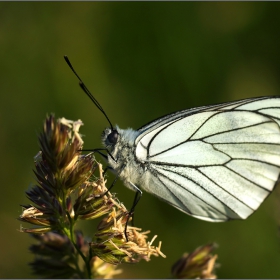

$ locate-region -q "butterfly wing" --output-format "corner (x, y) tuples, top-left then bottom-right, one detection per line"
(134, 96), (280, 221)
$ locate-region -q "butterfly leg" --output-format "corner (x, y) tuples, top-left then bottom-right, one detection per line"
(82, 147), (117, 163)
(124, 183), (142, 241)
(104, 174), (120, 195)
(102, 166), (113, 177)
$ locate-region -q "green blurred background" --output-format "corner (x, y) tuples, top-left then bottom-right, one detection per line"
(1, 2), (280, 278)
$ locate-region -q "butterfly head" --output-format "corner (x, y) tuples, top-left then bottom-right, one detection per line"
(102, 127), (119, 148)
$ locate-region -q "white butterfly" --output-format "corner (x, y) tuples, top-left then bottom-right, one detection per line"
(65, 57), (280, 222)
(103, 96), (280, 222)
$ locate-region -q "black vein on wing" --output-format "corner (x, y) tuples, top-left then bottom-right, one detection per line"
(148, 116), (273, 159)
(203, 120), (275, 141)
(224, 163), (273, 193)
(195, 167), (255, 211)
(137, 96), (279, 135)
(147, 111), (220, 159)
(154, 166), (240, 220)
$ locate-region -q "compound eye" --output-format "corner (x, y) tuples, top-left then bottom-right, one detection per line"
(107, 129), (119, 145)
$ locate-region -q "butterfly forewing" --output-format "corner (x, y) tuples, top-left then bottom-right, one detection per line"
(135, 96), (280, 221)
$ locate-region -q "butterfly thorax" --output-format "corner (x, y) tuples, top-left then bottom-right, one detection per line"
(102, 126), (146, 192)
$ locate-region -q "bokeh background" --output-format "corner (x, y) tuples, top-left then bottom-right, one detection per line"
(1, 2), (280, 278)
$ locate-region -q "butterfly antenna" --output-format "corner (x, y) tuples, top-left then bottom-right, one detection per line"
(64, 55), (114, 130)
